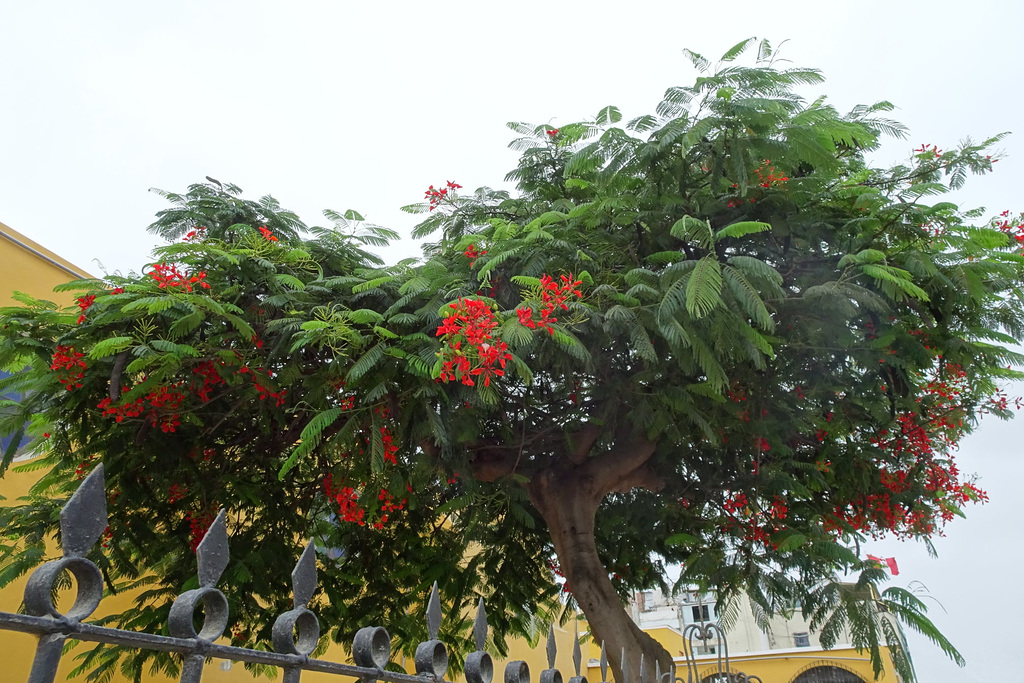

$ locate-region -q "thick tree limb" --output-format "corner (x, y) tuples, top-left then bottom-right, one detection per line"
(566, 423), (602, 465)
(579, 426), (658, 500)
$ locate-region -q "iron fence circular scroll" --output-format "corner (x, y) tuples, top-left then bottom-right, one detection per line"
(272, 607), (320, 656)
(541, 669), (563, 683)
(24, 556), (104, 622)
(466, 651), (494, 683)
(416, 639), (449, 679)
(505, 660), (530, 683)
(353, 625), (392, 669)
(168, 587), (230, 640)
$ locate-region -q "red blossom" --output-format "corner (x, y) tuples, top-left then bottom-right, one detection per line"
(182, 227), (206, 242)
(516, 273), (584, 335)
(464, 243), (487, 267)
(51, 346), (87, 390)
(149, 262), (212, 292)
(424, 181), (461, 211)
(76, 295), (96, 324)
(753, 160), (789, 188)
(435, 298), (513, 387)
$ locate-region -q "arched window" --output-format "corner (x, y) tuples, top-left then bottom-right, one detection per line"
(791, 664), (866, 683)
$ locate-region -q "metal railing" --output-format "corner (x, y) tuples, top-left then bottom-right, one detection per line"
(680, 623), (762, 683)
(0, 464), (755, 683)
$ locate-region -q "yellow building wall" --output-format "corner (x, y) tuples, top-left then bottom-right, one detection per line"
(0, 221), (94, 306)
(581, 625), (900, 683)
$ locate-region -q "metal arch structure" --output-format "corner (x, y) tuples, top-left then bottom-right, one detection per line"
(0, 463), (685, 683)
(676, 622), (762, 683)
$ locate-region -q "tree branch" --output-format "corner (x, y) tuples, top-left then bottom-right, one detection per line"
(566, 423), (603, 465)
(579, 425), (658, 500)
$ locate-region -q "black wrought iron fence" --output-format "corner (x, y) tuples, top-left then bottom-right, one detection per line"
(0, 464), (753, 683)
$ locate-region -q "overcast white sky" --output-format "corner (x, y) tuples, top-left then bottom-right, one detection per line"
(2, 1), (1021, 680)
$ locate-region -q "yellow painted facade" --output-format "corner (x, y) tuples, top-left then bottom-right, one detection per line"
(580, 626), (899, 683)
(0, 220), (94, 306)
(1, 222), (898, 683)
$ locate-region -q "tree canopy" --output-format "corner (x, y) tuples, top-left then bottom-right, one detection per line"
(3, 39), (1022, 683)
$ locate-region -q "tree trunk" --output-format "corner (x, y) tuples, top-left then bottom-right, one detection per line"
(528, 466), (673, 683)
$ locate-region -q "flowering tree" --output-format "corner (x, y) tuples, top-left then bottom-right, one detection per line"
(3, 39), (1024, 682)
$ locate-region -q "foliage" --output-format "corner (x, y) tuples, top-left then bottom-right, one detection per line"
(3, 39), (1023, 682)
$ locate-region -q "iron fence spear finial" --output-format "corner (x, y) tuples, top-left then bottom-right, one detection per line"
(473, 598), (488, 652)
(415, 582), (448, 680)
(23, 464), (107, 683)
(466, 598), (494, 683)
(273, 540), (322, 682)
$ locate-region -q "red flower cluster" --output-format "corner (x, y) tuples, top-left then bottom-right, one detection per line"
(323, 474), (366, 526)
(723, 492), (748, 514)
(76, 295), (95, 324)
(547, 559), (573, 595)
(97, 396), (146, 423)
(167, 484), (188, 504)
(719, 493), (792, 549)
(435, 298), (512, 387)
(253, 378), (287, 406)
(97, 384), (186, 433)
(320, 406), (406, 529)
(985, 388), (1023, 413)
(727, 198), (757, 208)
(464, 243), (487, 267)
(191, 360), (225, 402)
(822, 360), (991, 540)
(52, 346), (87, 390)
(237, 363), (286, 406)
(378, 488), (406, 513)
(189, 447), (216, 462)
(149, 263), (211, 292)
(993, 210), (1024, 250)
(913, 143), (943, 158)
(517, 274), (583, 335)
(380, 426), (398, 465)
(74, 456), (98, 480)
(546, 129), (559, 137)
(754, 160), (789, 188)
(373, 488), (408, 529)
(425, 180), (462, 211)
(182, 227), (206, 242)
(258, 226), (279, 242)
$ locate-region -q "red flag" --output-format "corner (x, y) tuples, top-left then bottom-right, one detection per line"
(866, 555), (899, 576)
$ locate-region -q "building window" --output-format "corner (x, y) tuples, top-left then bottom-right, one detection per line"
(0, 369), (32, 457)
(691, 605), (710, 622)
(641, 591), (656, 611)
(793, 632), (811, 648)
